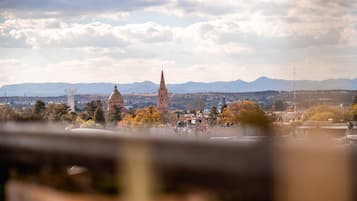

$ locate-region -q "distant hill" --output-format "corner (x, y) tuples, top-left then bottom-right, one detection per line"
(1, 77), (357, 96)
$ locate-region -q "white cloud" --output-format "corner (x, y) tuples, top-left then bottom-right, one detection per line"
(0, 21), (175, 48)
(0, 0), (356, 85)
(0, 0), (169, 18)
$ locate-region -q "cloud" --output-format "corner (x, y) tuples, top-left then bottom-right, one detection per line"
(0, 0), (356, 85)
(0, 21), (174, 48)
(0, 0), (168, 15)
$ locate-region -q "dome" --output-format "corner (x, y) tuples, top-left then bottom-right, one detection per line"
(109, 85), (122, 100)
(108, 85), (124, 111)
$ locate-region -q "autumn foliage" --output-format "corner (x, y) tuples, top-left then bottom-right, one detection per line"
(119, 106), (163, 127)
(304, 105), (350, 122)
(220, 100), (271, 130)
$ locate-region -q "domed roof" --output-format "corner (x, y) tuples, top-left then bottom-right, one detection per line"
(109, 85), (123, 101)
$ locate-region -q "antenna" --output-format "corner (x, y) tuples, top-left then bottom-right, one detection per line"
(293, 65), (297, 113)
(65, 88), (76, 112)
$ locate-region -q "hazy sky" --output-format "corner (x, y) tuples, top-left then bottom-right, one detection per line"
(0, 0), (356, 86)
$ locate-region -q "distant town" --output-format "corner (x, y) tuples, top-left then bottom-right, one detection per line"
(0, 89), (356, 113)
(0, 70), (357, 138)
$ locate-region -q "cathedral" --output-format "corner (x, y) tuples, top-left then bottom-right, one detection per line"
(157, 70), (169, 113)
(108, 84), (124, 111)
(108, 71), (169, 113)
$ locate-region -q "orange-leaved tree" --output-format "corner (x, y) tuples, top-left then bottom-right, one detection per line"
(220, 100), (271, 131)
(119, 106), (162, 127)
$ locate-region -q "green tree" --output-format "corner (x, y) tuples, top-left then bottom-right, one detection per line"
(85, 100), (98, 118)
(78, 111), (91, 121)
(208, 106), (218, 126)
(81, 100), (104, 121)
(94, 104), (105, 124)
(32, 100), (46, 120)
(107, 105), (122, 123)
(61, 111), (77, 123)
(45, 103), (71, 122)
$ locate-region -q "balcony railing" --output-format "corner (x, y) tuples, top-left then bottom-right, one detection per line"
(0, 124), (356, 201)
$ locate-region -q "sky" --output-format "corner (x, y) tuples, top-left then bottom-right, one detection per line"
(0, 0), (356, 86)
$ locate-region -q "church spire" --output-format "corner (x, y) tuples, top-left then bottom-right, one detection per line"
(160, 70), (166, 89)
(158, 70), (168, 113)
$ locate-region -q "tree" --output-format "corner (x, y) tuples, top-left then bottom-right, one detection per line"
(81, 100), (104, 121)
(304, 105), (350, 122)
(18, 107), (34, 121)
(78, 111), (91, 121)
(45, 103), (71, 122)
(208, 106), (218, 126)
(134, 106), (162, 126)
(0, 105), (17, 122)
(107, 105), (122, 123)
(32, 100), (46, 120)
(352, 104), (357, 121)
(220, 103), (227, 114)
(220, 100), (271, 131)
(119, 113), (136, 127)
(85, 100), (98, 119)
(33, 100), (46, 114)
(119, 106), (162, 128)
(61, 111), (77, 123)
(94, 104), (105, 124)
(219, 107), (233, 126)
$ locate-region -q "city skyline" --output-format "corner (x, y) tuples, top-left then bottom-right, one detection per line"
(0, 0), (356, 86)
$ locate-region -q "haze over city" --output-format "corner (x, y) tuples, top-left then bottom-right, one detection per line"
(0, 0), (356, 86)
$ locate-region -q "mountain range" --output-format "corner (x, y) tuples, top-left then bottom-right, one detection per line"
(1, 77), (357, 96)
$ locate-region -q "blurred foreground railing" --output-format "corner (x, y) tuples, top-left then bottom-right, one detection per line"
(0, 124), (357, 201)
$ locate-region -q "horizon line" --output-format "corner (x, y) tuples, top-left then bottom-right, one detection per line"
(1, 76), (357, 87)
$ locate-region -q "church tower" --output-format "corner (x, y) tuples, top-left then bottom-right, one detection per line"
(157, 70), (169, 113)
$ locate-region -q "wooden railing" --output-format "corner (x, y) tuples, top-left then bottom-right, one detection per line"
(0, 124), (356, 201)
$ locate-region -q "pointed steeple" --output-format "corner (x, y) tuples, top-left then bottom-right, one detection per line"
(160, 70), (166, 89)
(158, 70), (168, 113)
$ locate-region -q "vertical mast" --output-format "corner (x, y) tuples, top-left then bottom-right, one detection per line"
(293, 65), (297, 113)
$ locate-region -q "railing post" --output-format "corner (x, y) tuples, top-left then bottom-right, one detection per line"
(0, 164), (9, 201)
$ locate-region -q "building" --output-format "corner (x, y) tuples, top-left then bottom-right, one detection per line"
(157, 70), (169, 113)
(65, 88), (76, 112)
(108, 85), (124, 111)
